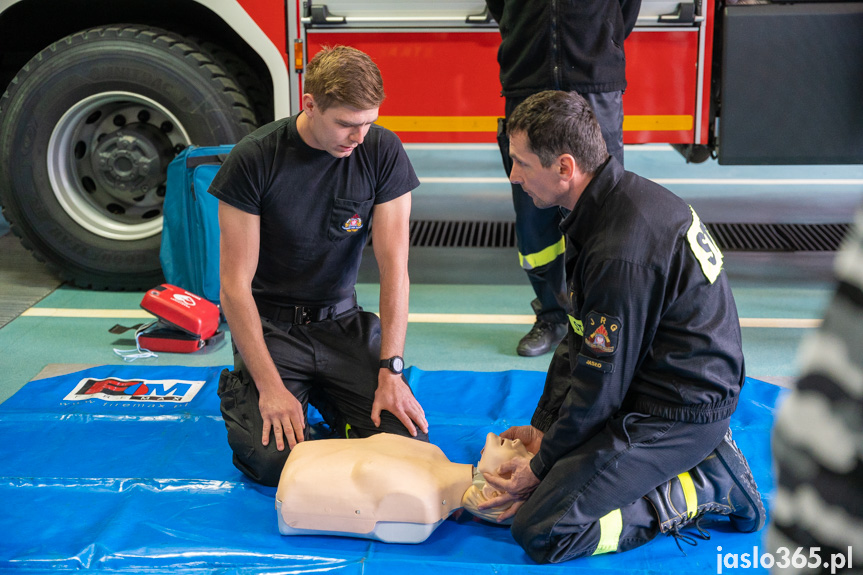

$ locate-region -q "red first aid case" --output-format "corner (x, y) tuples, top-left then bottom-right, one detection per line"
(135, 284), (223, 353)
(141, 284), (220, 340)
(137, 323), (224, 353)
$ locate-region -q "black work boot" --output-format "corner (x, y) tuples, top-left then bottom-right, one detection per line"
(517, 320), (567, 357)
(644, 429), (766, 536)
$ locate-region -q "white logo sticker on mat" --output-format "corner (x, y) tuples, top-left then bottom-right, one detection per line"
(64, 377), (204, 403)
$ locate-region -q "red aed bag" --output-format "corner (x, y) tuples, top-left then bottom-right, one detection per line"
(111, 285), (224, 357)
(140, 284), (220, 341)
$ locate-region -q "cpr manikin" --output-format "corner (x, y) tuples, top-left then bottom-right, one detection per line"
(276, 432), (532, 543)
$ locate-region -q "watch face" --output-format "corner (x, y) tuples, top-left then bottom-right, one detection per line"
(392, 357), (404, 373)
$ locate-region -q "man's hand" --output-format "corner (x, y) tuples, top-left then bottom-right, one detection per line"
(258, 384), (305, 451)
(501, 425), (544, 455)
(371, 370), (428, 436)
(478, 455), (541, 522)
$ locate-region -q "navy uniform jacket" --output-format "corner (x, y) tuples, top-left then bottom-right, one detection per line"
(485, 0), (642, 97)
(529, 158), (745, 480)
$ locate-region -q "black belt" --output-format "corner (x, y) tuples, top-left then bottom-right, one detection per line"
(256, 293), (357, 325)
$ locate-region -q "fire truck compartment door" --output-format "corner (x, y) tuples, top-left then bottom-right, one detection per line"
(302, 0), (699, 29)
(719, 2), (863, 165)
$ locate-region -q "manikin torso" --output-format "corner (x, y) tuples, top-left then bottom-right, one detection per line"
(276, 433), (472, 543)
(275, 432), (533, 542)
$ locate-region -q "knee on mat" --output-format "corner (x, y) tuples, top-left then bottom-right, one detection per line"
(511, 512), (555, 564)
(233, 444), (291, 487)
(512, 512), (595, 564)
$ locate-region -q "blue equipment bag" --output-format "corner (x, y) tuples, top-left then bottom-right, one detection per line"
(160, 145), (233, 305)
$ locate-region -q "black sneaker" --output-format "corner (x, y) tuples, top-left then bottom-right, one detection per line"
(517, 320), (567, 357)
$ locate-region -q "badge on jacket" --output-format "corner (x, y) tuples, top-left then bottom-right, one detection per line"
(583, 311), (621, 356)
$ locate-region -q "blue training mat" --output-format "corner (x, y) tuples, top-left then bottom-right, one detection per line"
(0, 365), (785, 574)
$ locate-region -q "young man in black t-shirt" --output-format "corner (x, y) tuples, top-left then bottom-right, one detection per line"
(212, 46), (428, 487)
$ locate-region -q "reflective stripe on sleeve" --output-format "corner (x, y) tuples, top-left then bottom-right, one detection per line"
(568, 315), (583, 336)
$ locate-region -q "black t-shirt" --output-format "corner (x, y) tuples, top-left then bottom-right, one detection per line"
(209, 115), (419, 308)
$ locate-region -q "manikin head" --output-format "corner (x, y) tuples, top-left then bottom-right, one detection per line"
(298, 46), (385, 158)
(461, 432), (534, 524)
(506, 90), (608, 210)
(477, 431), (532, 476)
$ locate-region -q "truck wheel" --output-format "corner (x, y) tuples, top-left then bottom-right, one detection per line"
(0, 25), (257, 290)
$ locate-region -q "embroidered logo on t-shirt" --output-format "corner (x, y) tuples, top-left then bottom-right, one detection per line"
(341, 214), (363, 232)
(584, 311), (620, 356)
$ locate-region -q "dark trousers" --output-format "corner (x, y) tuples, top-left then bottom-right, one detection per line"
(218, 308), (429, 486)
(498, 91), (624, 323)
(512, 410), (729, 564)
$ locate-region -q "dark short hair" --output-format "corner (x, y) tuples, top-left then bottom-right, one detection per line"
(507, 91), (609, 174)
(304, 46), (385, 112)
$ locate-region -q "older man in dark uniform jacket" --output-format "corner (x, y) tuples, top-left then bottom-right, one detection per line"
(476, 90), (765, 564)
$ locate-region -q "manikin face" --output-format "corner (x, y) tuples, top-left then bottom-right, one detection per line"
(462, 432), (534, 524)
(477, 432), (532, 476)
(508, 131), (567, 209)
(301, 95), (379, 158)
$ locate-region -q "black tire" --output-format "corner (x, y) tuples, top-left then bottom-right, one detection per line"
(0, 25), (257, 290)
(671, 143), (714, 164)
(196, 40), (274, 125)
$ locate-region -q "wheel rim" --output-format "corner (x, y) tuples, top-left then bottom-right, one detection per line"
(47, 91), (192, 241)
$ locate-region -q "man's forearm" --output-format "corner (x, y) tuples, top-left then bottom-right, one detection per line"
(377, 265), (409, 360)
(221, 284), (282, 394)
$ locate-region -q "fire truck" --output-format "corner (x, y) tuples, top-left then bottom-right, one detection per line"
(0, 0), (860, 289)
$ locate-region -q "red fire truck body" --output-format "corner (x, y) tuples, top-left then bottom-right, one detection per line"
(267, 0), (713, 146)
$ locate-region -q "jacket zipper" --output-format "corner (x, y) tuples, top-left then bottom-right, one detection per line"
(551, 0), (561, 90)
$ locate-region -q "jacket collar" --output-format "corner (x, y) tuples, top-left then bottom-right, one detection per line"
(560, 156), (624, 248)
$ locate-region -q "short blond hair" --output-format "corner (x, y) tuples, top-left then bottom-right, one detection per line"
(304, 46), (385, 111)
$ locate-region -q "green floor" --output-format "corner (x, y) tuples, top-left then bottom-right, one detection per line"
(0, 260), (836, 405)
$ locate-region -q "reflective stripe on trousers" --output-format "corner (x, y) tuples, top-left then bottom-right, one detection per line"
(519, 236), (566, 270)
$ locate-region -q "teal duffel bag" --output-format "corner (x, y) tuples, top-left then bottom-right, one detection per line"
(160, 145), (234, 305)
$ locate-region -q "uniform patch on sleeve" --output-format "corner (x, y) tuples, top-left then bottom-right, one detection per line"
(686, 206), (723, 284)
(583, 311), (621, 356)
(578, 354), (614, 373)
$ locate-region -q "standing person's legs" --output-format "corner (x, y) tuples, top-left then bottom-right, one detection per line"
(499, 97), (568, 357)
(511, 413), (730, 563)
(583, 91), (625, 167)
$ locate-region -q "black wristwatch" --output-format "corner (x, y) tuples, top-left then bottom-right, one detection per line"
(380, 355), (404, 374)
